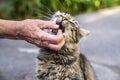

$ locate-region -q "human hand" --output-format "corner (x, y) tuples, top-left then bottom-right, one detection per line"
(17, 19), (65, 51)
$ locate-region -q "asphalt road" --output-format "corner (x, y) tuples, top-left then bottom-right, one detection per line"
(0, 7), (120, 80)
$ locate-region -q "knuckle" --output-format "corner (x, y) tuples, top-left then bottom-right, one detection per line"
(42, 41), (48, 46)
(38, 32), (44, 39)
(39, 42), (44, 47)
(49, 21), (55, 26)
(56, 36), (62, 43)
(56, 37), (62, 43)
(55, 39), (60, 43)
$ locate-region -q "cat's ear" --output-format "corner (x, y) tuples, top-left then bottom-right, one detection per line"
(80, 28), (90, 37)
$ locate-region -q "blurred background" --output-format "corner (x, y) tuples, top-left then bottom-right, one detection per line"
(0, 0), (120, 19)
(0, 0), (120, 80)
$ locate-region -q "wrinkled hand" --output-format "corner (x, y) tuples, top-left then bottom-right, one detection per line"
(17, 19), (65, 51)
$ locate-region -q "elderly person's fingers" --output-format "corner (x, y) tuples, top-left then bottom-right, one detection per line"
(40, 21), (59, 29)
(25, 36), (64, 51)
(31, 20), (59, 29)
(17, 19), (65, 50)
(47, 38), (65, 51)
(25, 37), (49, 48)
(22, 19), (59, 29)
(37, 30), (64, 44)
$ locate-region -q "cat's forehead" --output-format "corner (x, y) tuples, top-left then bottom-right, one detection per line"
(53, 11), (72, 18)
(52, 11), (81, 28)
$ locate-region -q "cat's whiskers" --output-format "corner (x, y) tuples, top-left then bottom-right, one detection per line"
(37, 14), (51, 20)
(38, 3), (54, 15)
(57, 0), (68, 13)
(35, 9), (51, 17)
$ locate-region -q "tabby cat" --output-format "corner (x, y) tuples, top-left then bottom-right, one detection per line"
(37, 11), (96, 80)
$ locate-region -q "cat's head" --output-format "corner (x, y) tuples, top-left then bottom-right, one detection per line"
(51, 11), (90, 52)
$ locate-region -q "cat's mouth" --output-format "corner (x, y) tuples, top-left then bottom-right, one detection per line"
(52, 21), (65, 34)
(44, 21), (65, 35)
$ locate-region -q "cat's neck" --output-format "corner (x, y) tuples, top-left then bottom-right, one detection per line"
(38, 43), (80, 65)
(40, 43), (80, 57)
(60, 43), (80, 54)
(39, 47), (80, 65)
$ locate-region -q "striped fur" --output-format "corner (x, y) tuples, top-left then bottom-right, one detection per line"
(37, 11), (96, 80)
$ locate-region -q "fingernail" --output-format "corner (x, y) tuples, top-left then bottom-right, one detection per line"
(55, 25), (59, 28)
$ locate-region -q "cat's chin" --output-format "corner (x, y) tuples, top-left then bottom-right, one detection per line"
(41, 43), (79, 54)
(56, 43), (79, 54)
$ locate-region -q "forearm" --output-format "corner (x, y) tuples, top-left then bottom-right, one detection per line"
(0, 19), (20, 39)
